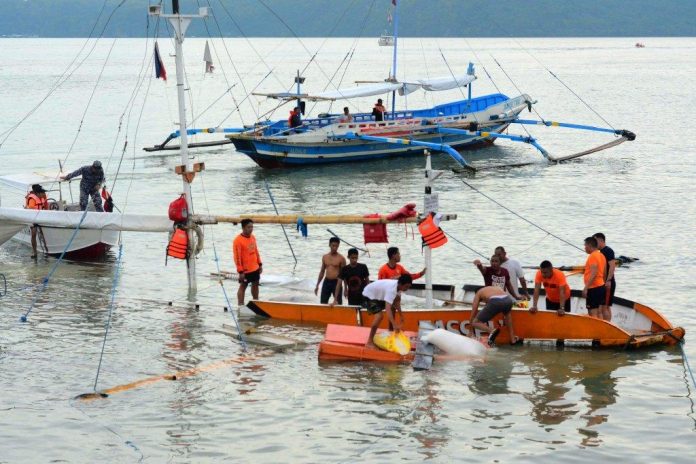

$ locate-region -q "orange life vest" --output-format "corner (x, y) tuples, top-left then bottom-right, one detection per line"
(25, 192), (48, 210)
(418, 213), (447, 249)
(166, 227), (189, 261)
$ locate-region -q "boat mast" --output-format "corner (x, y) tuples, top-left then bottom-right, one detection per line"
(390, 0), (399, 118)
(150, 2), (209, 294)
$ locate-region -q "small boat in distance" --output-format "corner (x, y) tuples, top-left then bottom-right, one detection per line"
(378, 33), (395, 47)
(635, 42), (646, 48)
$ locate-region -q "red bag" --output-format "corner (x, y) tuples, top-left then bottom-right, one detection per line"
(168, 194), (188, 223)
(363, 213), (388, 244)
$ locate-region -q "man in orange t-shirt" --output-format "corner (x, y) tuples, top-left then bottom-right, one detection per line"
(582, 236), (606, 318)
(530, 260), (572, 316)
(377, 246), (426, 281)
(233, 219), (262, 307)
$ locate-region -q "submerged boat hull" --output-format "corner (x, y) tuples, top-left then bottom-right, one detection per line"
(248, 287), (685, 349)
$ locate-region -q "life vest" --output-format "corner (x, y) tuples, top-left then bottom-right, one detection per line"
(418, 213), (447, 249)
(288, 110), (301, 128)
(166, 227), (189, 262)
(25, 192), (48, 210)
(168, 194), (188, 223)
(363, 213), (388, 244)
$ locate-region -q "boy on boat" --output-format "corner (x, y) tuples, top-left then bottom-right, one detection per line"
(288, 106), (302, 132)
(363, 275), (413, 348)
(377, 246), (426, 280)
(24, 184), (49, 258)
(530, 260), (571, 316)
(583, 236), (607, 319)
(315, 237), (346, 304)
(495, 246), (529, 299)
(233, 219), (262, 309)
(333, 248), (369, 306)
(473, 255), (522, 300)
(593, 232), (615, 322)
(468, 286), (519, 346)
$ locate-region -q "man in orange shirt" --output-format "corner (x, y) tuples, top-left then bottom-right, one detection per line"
(530, 260), (571, 316)
(377, 247), (426, 280)
(582, 236), (606, 318)
(233, 219), (262, 308)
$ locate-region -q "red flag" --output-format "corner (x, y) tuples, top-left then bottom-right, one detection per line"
(154, 41), (167, 81)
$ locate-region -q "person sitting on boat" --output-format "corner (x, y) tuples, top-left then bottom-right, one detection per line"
(593, 232), (616, 322)
(362, 274), (413, 348)
(378, 246), (426, 281)
(233, 219), (263, 309)
(24, 184), (49, 259)
(530, 260), (571, 316)
(60, 160), (105, 212)
(468, 285), (520, 346)
(494, 246), (529, 299)
(582, 236), (607, 319)
(372, 98), (386, 121)
(288, 106), (302, 132)
(338, 106), (353, 123)
(315, 237), (346, 304)
(473, 255), (521, 299)
(333, 248), (369, 306)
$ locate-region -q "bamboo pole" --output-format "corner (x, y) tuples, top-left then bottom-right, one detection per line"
(193, 213), (458, 225)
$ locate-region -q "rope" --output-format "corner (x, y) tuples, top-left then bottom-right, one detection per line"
(680, 341), (696, 390)
(20, 208), (90, 322)
(455, 177), (584, 253)
(92, 241), (124, 392)
(442, 230), (487, 259)
(264, 180), (298, 267)
(326, 228), (367, 253)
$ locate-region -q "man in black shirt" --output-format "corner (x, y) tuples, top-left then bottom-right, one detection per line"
(593, 232), (616, 322)
(333, 248), (369, 306)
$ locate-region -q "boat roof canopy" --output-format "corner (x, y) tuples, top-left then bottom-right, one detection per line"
(0, 172), (62, 192)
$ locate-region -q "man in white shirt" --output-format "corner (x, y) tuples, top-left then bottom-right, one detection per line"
(362, 274), (413, 348)
(495, 246), (529, 299)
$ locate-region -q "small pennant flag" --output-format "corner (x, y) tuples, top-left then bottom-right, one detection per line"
(154, 41), (167, 81)
(203, 40), (214, 73)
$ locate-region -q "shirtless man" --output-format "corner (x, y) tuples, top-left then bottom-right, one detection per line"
(468, 286), (519, 346)
(315, 237), (347, 304)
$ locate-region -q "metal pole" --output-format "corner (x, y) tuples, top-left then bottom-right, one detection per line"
(171, 5), (196, 293)
(390, 0), (399, 118)
(424, 150), (433, 308)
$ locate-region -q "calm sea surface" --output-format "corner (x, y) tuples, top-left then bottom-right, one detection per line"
(1, 37), (695, 462)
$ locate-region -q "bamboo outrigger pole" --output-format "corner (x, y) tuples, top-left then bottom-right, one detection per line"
(192, 214), (454, 225)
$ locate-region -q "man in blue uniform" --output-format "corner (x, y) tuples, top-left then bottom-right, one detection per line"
(61, 160), (105, 211)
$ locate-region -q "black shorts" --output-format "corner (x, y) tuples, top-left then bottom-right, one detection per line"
(605, 279), (616, 306)
(546, 298), (571, 312)
(242, 269), (260, 284)
(586, 285), (606, 310)
(476, 296), (514, 323)
(362, 297), (386, 315)
(320, 279), (342, 304)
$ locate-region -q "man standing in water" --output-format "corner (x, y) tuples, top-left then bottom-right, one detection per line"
(60, 160), (105, 212)
(468, 285), (519, 346)
(583, 236), (606, 319)
(363, 275), (413, 348)
(315, 237), (346, 304)
(233, 219), (262, 309)
(593, 232), (616, 322)
(333, 248), (369, 306)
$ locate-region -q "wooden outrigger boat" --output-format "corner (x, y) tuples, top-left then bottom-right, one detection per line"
(248, 285), (685, 349)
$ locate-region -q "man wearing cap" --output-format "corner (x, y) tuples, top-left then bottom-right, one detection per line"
(24, 184), (49, 258)
(61, 161), (105, 212)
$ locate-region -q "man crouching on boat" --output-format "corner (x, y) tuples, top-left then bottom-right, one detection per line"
(362, 275), (412, 348)
(468, 286), (519, 346)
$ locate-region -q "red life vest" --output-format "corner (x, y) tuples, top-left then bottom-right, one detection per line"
(25, 192), (48, 210)
(166, 227), (189, 261)
(363, 213), (388, 244)
(418, 213), (447, 249)
(168, 194), (188, 223)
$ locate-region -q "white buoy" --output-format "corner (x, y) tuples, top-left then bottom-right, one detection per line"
(421, 328), (487, 357)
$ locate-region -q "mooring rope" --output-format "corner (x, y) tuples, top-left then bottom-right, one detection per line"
(20, 208), (89, 322)
(92, 241), (124, 392)
(680, 341), (696, 390)
(456, 177), (583, 253)
(442, 230), (487, 259)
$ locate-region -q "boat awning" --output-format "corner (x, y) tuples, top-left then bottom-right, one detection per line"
(307, 82), (404, 101)
(0, 172), (63, 192)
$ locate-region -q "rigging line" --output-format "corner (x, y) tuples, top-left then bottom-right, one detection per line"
(198, 172), (248, 350)
(462, 38), (502, 94)
(455, 177), (584, 253)
(20, 208), (90, 323)
(216, 71), (273, 128)
(326, 228), (368, 253)
(264, 180), (298, 267)
(511, 233), (551, 260)
(64, 38), (119, 163)
(419, 39), (433, 109)
(0, 0), (112, 146)
(680, 341), (696, 391)
(93, 240), (124, 392)
(436, 44), (480, 127)
(442, 230), (487, 259)
(189, 84), (236, 126)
